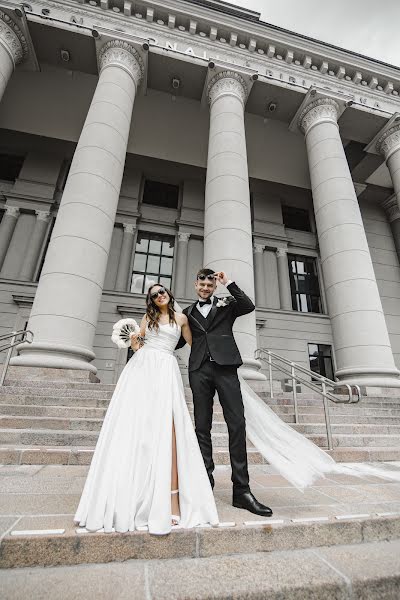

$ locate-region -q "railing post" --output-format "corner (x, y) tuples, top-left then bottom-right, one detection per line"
(268, 352), (274, 399)
(291, 363), (299, 424)
(0, 331), (16, 386)
(322, 381), (334, 450)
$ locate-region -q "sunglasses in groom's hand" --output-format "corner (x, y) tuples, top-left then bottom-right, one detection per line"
(212, 271), (229, 286)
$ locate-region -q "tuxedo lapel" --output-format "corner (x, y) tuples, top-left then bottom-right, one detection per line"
(206, 297), (219, 329)
(187, 302), (206, 332)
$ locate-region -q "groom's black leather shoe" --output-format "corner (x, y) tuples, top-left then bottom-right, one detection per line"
(233, 491), (273, 517)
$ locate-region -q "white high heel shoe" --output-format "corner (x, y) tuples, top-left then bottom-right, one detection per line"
(171, 489), (180, 526)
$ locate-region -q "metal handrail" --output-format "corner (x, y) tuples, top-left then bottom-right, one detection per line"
(255, 348), (361, 450)
(0, 330), (34, 386)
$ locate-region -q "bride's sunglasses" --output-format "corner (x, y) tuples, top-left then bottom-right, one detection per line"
(197, 274), (215, 281)
(150, 287), (167, 299)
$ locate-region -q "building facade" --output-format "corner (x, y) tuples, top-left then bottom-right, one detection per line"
(0, 0), (400, 387)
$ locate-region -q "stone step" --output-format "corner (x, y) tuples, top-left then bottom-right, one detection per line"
(308, 433), (400, 448)
(0, 387), (113, 399)
(2, 539), (400, 599)
(292, 423), (400, 435)
(275, 412), (400, 424)
(0, 445), (267, 466)
(0, 404), (108, 419)
(271, 404), (400, 417)
(0, 514), (399, 570)
(3, 380), (116, 391)
(0, 395), (111, 408)
(0, 415), (228, 434)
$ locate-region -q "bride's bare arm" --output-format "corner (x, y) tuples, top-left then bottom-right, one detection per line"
(130, 315), (147, 351)
(179, 314), (192, 347)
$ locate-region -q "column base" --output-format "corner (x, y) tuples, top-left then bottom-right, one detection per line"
(238, 358), (266, 381)
(9, 341), (97, 374)
(5, 365), (100, 384)
(335, 367), (400, 389)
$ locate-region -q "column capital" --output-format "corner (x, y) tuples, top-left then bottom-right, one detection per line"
(122, 222), (136, 234)
(276, 247), (288, 258)
(35, 210), (51, 221)
(5, 205), (19, 218)
(253, 243), (265, 253)
(207, 70), (248, 108)
(98, 40), (144, 87)
(299, 98), (340, 136)
(376, 123), (400, 161)
(0, 10), (28, 66)
(382, 194), (400, 223)
(178, 232), (191, 243)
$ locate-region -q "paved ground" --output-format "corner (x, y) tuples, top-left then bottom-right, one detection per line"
(1, 462), (400, 535)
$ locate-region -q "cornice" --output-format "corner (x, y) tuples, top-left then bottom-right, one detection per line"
(20, 0), (400, 113)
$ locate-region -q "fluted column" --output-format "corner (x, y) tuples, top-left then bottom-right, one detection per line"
(115, 223), (135, 291)
(299, 98), (399, 387)
(276, 247), (292, 311)
(11, 41), (144, 373)
(19, 210), (51, 281)
(253, 243), (266, 307)
(174, 232), (190, 298)
(204, 70), (263, 380)
(0, 205), (19, 272)
(0, 11), (27, 101)
(382, 195), (400, 262)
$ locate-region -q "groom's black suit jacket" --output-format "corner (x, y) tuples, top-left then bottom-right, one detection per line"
(176, 282), (255, 372)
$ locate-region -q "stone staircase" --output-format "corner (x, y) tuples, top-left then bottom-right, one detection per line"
(1, 379), (400, 465)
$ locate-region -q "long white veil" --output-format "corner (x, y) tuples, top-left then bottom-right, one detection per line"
(240, 375), (400, 489)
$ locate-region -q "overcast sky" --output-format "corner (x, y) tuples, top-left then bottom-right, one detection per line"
(226, 0), (400, 68)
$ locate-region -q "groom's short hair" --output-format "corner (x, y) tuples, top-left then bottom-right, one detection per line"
(196, 268), (215, 279)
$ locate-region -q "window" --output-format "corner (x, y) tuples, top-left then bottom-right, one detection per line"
(308, 344), (334, 381)
(288, 254), (322, 313)
(142, 180), (179, 209)
(131, 232), (175, 294)
(0, 153), (24, 182)
(282, 206), (312, 232)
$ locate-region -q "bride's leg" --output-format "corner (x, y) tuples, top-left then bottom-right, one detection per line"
(171, 420), (180, 523)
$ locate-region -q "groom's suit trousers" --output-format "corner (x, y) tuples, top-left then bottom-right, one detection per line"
(189, 359), (250, 495)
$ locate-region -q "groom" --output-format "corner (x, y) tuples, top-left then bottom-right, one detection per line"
(177, 268), (272, 517)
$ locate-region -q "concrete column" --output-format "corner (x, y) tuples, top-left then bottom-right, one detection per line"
(115, 223), (135, 291)
(376, 126), (400, 262)
(299, 98), (399, 387)
(0, 205), (19, 272)
(276, 247), (292, 311)
(204, 70), (264, 380)
(19, 210), (51, 281)
(11, 40), (144, 373)
(174, 232), (190, 298)
(253, 243), (266, 307)
(382, 195), (400, 263)
(0, 10), (27, 102)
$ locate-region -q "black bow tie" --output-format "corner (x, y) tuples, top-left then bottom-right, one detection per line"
(199, 299), (212, 307)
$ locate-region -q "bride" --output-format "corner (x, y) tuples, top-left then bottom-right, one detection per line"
(74, 283), (218, 535)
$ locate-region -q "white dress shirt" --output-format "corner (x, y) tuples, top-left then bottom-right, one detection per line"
(196, 280), (233, 318)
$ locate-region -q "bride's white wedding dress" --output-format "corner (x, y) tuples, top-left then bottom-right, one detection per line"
(74, 321), (218, 535)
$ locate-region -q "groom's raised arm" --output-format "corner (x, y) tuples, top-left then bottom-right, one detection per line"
(226, 281), (255, 317)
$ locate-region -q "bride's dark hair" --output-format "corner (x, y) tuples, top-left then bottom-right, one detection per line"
(145, 283), (176, 331)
